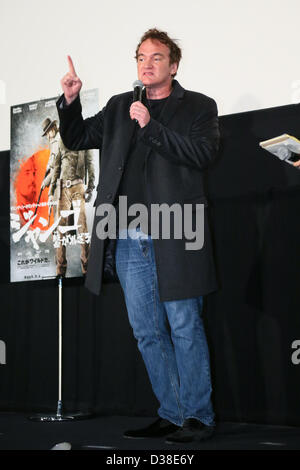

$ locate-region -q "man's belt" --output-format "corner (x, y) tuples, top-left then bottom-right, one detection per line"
(62, 178), (83, 188)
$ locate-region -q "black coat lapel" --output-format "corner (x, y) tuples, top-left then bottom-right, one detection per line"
(158, 80), (185, 127)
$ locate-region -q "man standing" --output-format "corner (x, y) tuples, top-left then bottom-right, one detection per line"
(41, 118), (60, 222)
(43, 117), (95, 277)
(57, 28), (219, 443)
(41, 118), (59, 192)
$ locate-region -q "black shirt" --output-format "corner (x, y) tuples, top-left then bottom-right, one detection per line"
(117, 96), (168, 231)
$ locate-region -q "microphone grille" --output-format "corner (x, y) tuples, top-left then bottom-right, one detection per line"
(132, 80), (144, 89)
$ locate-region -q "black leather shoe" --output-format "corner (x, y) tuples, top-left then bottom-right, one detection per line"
(123, 418), (179, 439)
(165, 418), (214, 444)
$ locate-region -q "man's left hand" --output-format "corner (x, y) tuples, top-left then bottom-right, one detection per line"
(130, 102), (150, 128)
(293, 159), (300, 168)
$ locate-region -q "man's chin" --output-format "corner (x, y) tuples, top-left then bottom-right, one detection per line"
(142, 81), (157, 89)
(140, 75), (155, 86)
(28, 190), (37, 201)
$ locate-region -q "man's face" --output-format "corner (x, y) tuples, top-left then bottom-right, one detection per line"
(46, 127), (56, 140)
(18, 157), (36, 201)
(137, 39), (177, 89)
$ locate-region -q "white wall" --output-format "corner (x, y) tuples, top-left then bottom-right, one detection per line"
(1, 0), (300, 151)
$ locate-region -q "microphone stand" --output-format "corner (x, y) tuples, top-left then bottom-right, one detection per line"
(29, 276), (91, 422)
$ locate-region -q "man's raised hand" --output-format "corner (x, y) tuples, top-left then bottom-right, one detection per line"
(60, 56), (82, 105)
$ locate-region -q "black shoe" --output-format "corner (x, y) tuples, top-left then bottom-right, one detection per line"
(123, 418), (179, 439)
(165, 418), (214, 444)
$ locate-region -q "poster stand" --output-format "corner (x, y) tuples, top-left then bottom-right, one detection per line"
(29, 276), (91, 422)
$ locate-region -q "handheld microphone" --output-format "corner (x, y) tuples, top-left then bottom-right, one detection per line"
(132, 80), (144, 102)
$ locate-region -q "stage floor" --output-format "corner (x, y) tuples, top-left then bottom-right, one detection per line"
(0, 412), (300, 452)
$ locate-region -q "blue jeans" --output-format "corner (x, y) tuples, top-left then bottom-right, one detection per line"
(116, 228), (215, 427)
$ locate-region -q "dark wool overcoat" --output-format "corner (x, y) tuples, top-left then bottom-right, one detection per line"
(57, 80), (220, 301)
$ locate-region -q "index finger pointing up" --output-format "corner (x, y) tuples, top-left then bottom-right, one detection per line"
(67, 55), (76, 76)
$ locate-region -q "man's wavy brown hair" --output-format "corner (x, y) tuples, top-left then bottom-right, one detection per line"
(135, 28), (182, 77)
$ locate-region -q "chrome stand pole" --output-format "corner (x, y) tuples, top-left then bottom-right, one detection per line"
(29, 276), (91, 422)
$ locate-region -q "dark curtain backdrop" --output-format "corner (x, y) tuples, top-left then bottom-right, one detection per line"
(1, 103), (300, 426)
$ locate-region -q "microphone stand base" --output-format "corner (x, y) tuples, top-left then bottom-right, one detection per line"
(28, 412), (92, 422)
(28, 400), (93, 421)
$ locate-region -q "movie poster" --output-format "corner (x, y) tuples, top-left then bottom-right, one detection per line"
(10, 90), (99, 282)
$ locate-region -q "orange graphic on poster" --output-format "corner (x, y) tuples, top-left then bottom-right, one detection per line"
(14, 148), (54, 228)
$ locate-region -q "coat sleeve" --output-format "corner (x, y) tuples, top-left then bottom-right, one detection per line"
(138, 98), (220, 171)
(56, 94), (105, 151)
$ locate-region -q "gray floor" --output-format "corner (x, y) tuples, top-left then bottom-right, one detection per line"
(1, 412), (300, 452)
